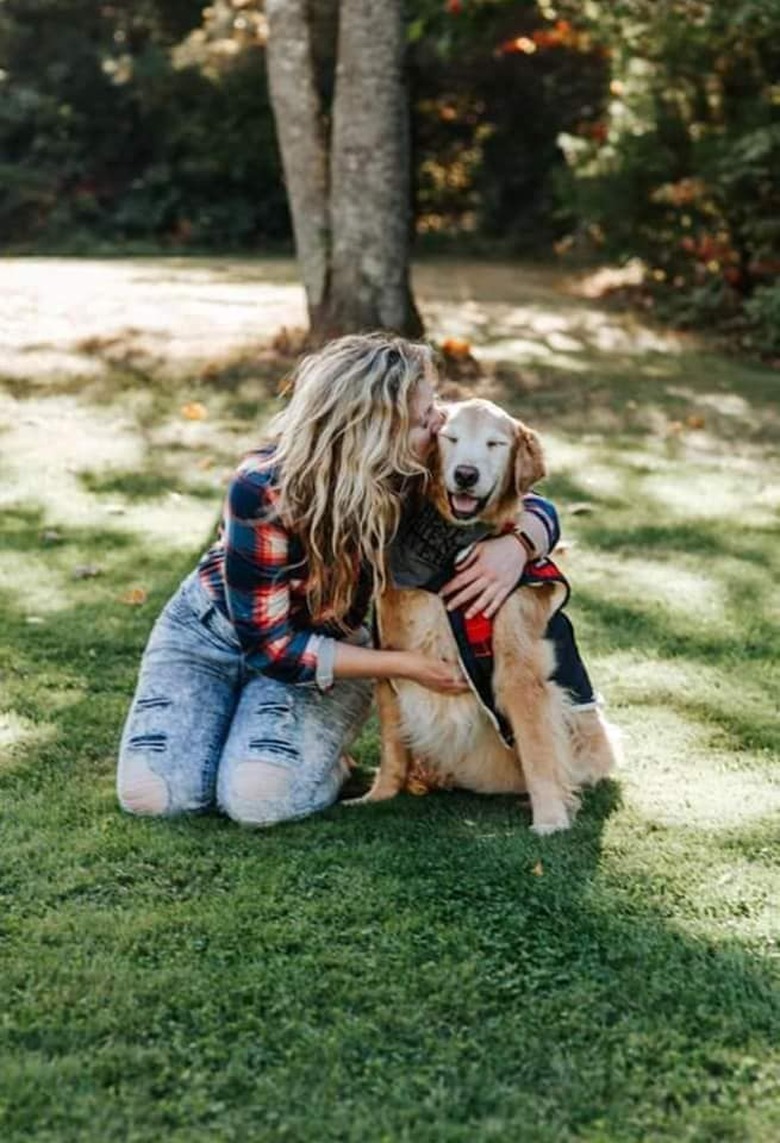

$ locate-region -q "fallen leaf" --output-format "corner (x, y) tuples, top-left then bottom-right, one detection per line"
(441, 336), (472, 358)
(119, 587), (148, 606)
(686, 414), (705, 429)
(531, 861), (544, 876)
(405, 777), (430, 796)
(180, 401), (208, 421)
(196, 455), (216, 470)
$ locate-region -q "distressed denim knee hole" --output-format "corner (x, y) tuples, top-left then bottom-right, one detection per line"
(118, 755), (170, 816)
(223, 760), (295, 826)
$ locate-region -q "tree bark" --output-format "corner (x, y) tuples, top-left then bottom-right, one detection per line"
(266, 0), (422, 340)
(325, 0), (422, 337)
(266, 0), (330, 322)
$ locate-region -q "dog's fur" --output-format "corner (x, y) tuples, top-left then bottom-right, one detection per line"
(359, 398), (619, 834)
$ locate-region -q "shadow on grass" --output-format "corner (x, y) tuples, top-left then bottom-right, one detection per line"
(77, 466), (218, 502)
(0, 544), (778, 1139)
(0, 330), (283, 423)
(1, 703), (778, 1141)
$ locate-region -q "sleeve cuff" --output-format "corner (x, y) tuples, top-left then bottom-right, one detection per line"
(314, 636), (337, 692)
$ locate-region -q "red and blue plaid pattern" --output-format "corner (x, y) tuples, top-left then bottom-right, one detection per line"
(434, 558), (570, 747)
(198, 448), (373, 685)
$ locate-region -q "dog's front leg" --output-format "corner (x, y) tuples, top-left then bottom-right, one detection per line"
(499, 674), (576, 835)
(346, 680), (411, 804)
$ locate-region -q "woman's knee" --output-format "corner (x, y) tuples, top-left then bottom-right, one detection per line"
(219, 759), (302, 827)
(117, 754), (170, 816)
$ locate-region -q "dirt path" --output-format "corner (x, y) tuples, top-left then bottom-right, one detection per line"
(0, 255), (678, 380)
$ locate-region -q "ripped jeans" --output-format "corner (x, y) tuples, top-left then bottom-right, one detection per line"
(116, 573), (372, 826)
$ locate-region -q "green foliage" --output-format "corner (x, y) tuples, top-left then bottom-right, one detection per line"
(410, 2), (609, 250)
(0, 2), (288, 248)
(553, 0), (780, 340)
(744, 282), (780, 356)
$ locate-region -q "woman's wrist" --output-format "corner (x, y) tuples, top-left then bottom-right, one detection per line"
(510, 528), (536, 561)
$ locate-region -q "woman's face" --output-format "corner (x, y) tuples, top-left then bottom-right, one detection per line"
(407, 370), (445, 461)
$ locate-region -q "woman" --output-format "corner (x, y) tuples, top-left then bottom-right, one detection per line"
(116, 333), (565, 827)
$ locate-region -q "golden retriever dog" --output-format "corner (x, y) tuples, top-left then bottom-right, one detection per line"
(357, 398), (618, 834)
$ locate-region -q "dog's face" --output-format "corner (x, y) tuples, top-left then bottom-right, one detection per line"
(432, 398), (545, 526)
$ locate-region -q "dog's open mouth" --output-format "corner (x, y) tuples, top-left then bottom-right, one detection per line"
(447, 491), (488, 521)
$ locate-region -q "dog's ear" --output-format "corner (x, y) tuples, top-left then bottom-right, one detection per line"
(514, 420), (546, 493)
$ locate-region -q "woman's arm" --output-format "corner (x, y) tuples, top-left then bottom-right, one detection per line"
(439, 494), (560, 619)
(221, 468), (327, 685)
(223, 468), (468, 693)
(332, 642), (468, 694)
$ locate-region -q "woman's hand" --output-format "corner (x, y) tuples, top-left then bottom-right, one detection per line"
(439, 533), (527, 619)
(400, 652), (470, 695)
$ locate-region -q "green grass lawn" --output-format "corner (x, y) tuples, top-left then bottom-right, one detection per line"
(1, 261), (779, 1141)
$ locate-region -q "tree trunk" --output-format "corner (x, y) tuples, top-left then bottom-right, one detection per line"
(266, 0), (422, 340)
(323, 0), (422, 337)
(265, 0), (330, 323)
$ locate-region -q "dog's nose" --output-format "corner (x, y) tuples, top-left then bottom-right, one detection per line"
(454, 465), (479, 489)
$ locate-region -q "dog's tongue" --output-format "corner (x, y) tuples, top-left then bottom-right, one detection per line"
(451, 493), (479, 514)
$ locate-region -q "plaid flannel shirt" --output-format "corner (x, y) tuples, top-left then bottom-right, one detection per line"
(198, 449), (372, 686)
(198, 448), (559, 687)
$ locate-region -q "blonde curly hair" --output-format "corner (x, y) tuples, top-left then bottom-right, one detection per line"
(267, 332), (435, 625)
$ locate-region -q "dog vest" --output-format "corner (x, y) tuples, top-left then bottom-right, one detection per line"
(388, 501), (570, 748)
(422, 556), (569, 748)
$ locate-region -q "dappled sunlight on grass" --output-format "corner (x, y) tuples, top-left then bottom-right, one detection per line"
(619, 706), (780, 830)
(0, 383), (270, 562)
(641, 468), (777, 525)
(0, 552), (73, 617)
(574, 550), (733, 627)
(476, 335), (594, 372)
(605, 654), (774, 737)
(0, 711), (57, 770)
(426, 298), (681, 373)
(0, 394), (144, 525)
(689, 853), (778, 944)
(544, 436), (780, 540)
(597, 808), (778, 947)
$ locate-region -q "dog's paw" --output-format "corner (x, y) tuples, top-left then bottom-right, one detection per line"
(531, 820), (570, 836)
(341, 787), (399, 807)
(530, 807), (570, 835)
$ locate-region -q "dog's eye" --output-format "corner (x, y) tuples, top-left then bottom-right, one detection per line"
(486, 440), (507, 449)
(441, 435), (458, 444)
